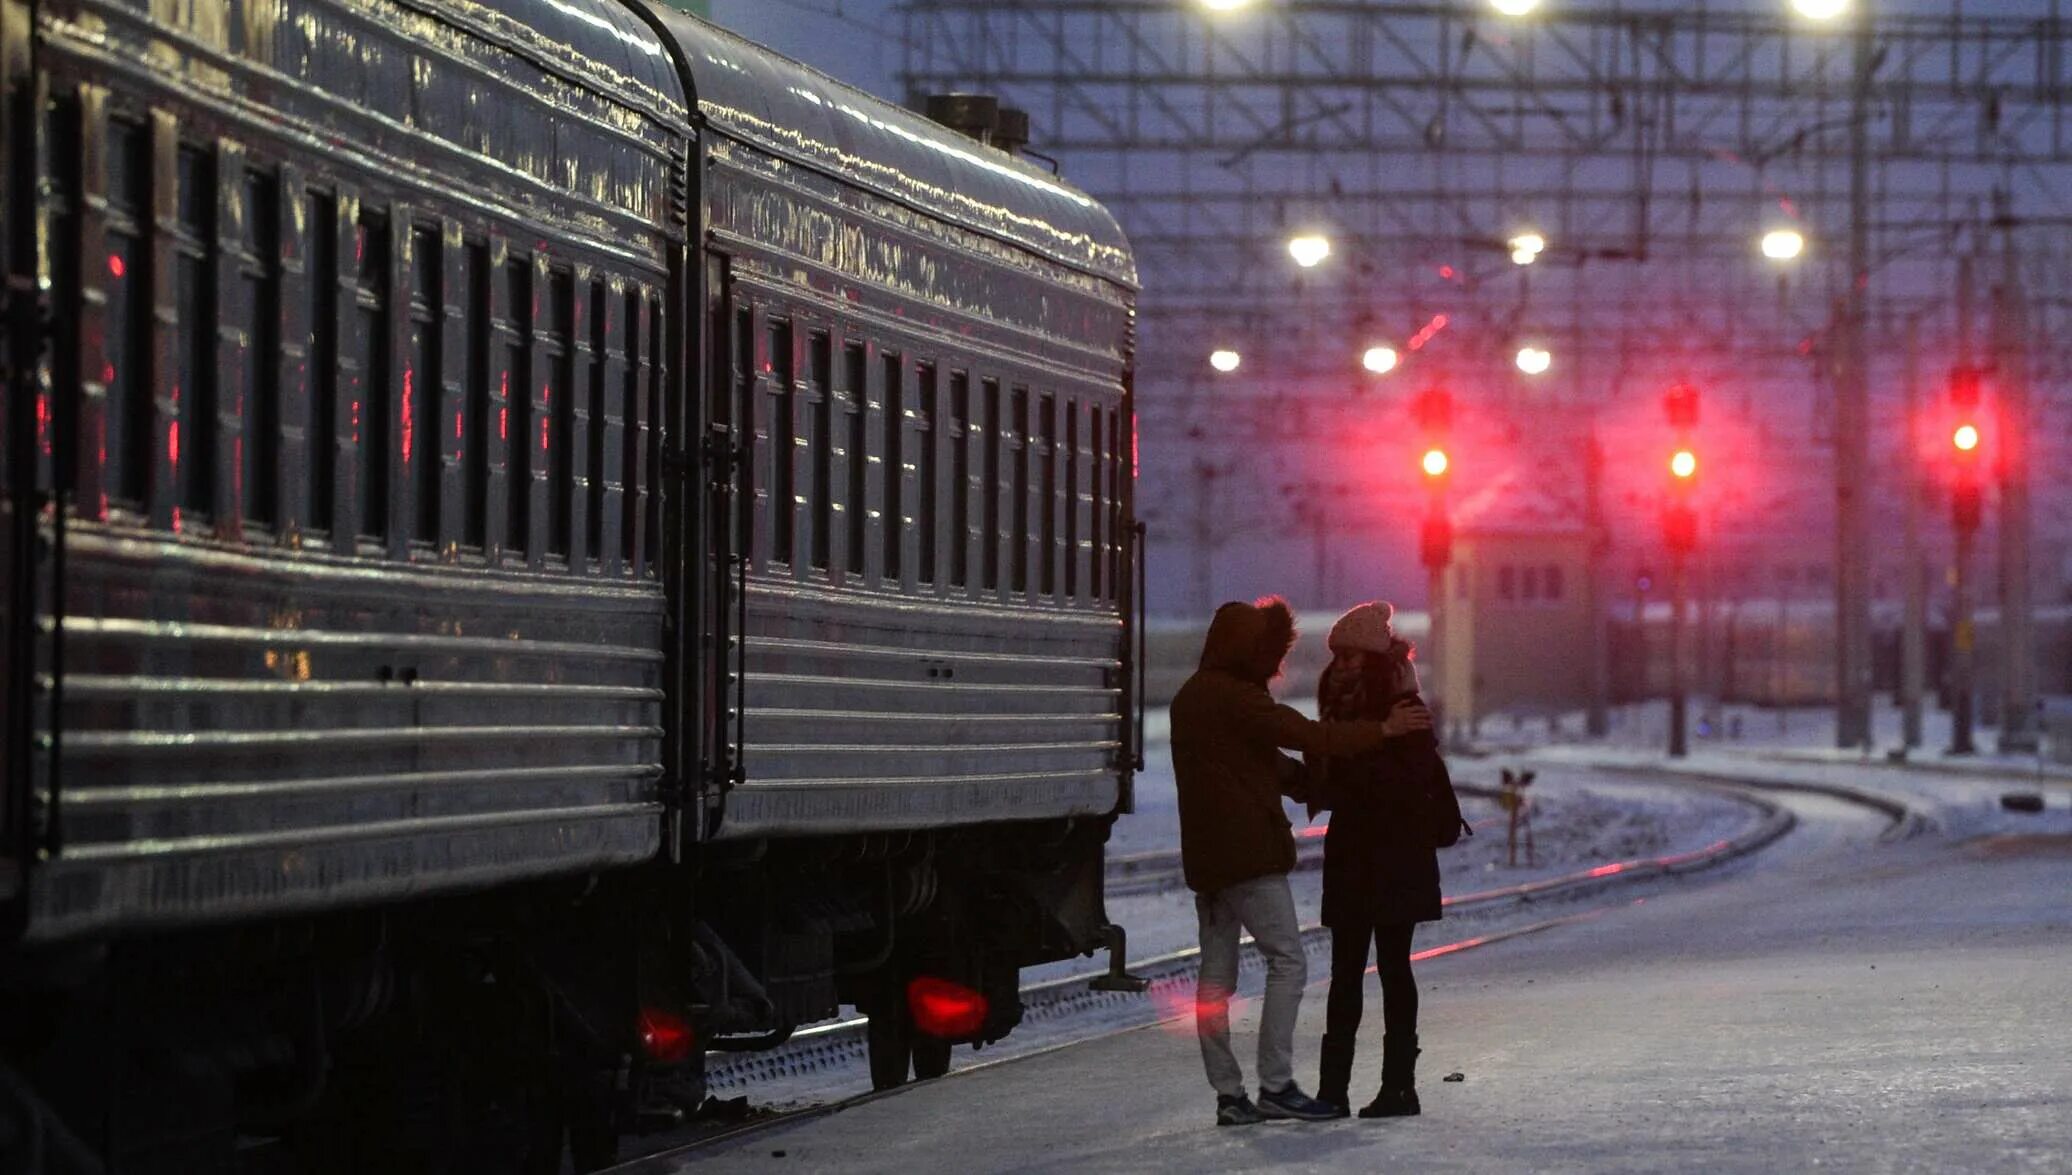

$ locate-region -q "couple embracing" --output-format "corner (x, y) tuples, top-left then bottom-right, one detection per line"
(1169, 597), (1457, 1125)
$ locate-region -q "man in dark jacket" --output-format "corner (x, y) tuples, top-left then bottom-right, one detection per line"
(1169, 597), (1432, 1126)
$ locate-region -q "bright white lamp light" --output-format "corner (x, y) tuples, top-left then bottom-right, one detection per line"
(1491, 0), (1541, 15)
(1516, 345), (1552, 375)
(1200, 0), (1253, 10)
(1362, 346), (1400, 375)
(1209, 349), (1242, 373)
(1287, 233), (1332, 268)
(1790, 0), (1848, 20)
(1760, 228), (1806, 261)
(1508, 231), (1546, 262)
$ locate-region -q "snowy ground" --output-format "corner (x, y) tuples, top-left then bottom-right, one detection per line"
(669, 776), (2072, 1174)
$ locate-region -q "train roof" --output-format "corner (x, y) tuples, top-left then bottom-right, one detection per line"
(638, 5), (1137, 289)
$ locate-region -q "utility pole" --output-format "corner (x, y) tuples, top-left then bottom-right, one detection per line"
(1663, 383), (1701, 758)
(1899, 320), (1927, 750)
(1832, 9), (1876, 751)
(1189, 450), (1229, 616)
(1584, 427), (1610, 737)
(1994, 209), (2039, 753)
(1948, 253), (1980, 755)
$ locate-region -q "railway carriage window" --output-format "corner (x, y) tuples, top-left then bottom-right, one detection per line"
(1040, 394), (1057, 597)
(1498, 565), (1516, 601)
(981, 380), (1000, 591)
(917, 364), (938, 586)
(950, 374), (970, 589)
(1545, 565), (1564, 601)
(587, 280), (610, 563)
(1106, 408), (1122, 599)
(1522, 566), (1540, 602)
(546, 267), (575, 559)
(354, 208), (391, 542)
(461, 240), (489, 551)
(105, 119), (152, 507)
(174, 146), (217, 524)
(241, 172), (281, 530)
(769, 318), (795, 565)
(808, 331), (832, 572)
(45, 99), (81, 500)
(1011, 387), (1029, 595)
(1065, 400), (1079, 600)
(729, 303), (752, 556)
(643, 294), (664, 574)
(1088, 401), (1103, 600)
(848, 344), (869, 578)
(501, 258), (532, 555)
(881, 351), (902, 582)
(408, 225), (442, 544)
(308, 193), (338, 533)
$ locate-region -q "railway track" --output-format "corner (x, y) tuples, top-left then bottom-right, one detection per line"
(608, 768), (1917, 1170)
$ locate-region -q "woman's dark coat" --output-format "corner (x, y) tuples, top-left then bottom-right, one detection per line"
(1311, 660), (1445, 928)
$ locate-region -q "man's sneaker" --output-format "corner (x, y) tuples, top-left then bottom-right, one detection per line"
(1216, 1094), (1265, 1126)
(1256, 1082), (1341, 1122)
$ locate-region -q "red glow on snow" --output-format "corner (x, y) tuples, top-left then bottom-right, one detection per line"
(637, 1007), (696, 1064)
(401, 370), (415, 463)
(454, 409), (464, 442)
(108, 253), (126, 279)
(1298, 824), (1328, 840)
(499, 406), (508, 441)
(1587, 862), (1627, 879)
(167, 420), (180, 466)
(907, 976), (988, 1039)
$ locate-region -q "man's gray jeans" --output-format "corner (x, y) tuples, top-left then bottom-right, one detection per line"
(1194, 873), (1306, 1099)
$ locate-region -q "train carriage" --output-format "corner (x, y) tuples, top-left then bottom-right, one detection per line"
(0, 0), (1138, 1167)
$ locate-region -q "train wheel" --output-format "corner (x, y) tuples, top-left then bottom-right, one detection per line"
(910, 1036), (952, 1081)
(865, 1008), (913, 1091)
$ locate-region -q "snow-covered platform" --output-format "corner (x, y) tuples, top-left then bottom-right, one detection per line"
(664, 789), (2072, 1172)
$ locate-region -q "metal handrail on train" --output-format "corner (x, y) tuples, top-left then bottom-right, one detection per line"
(1133, 520), (1147, 773)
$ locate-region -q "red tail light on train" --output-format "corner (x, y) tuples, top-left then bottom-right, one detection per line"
(908, 976), (990, 1039)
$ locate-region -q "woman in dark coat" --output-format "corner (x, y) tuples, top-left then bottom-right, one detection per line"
(1309, 601), (1443, 1119)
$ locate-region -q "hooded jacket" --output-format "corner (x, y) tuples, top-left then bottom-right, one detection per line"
(1169, 599), (1396, 895)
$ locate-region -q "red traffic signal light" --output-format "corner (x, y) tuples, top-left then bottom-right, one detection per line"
(1952, 423), (1980, 453)
(1662, 504), (1698, 554)
(1662, 383), (1701, 429)
(1420, 513), (1453, 570)
(1669, 448), (1698, 480)
(1421, 448), (1450, 478)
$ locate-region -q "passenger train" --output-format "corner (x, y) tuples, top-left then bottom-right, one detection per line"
(0, 0), (1139, 1167)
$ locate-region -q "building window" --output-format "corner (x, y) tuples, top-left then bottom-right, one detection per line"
(1544, 564), (1564, 601)
(1522, 565), (1540, 601)
(1498, 565), (1516, 601)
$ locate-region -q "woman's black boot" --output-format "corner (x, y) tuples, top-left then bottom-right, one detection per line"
(1358, 1034), (1421, 1119)
(1316, 1034), (1355, 1117)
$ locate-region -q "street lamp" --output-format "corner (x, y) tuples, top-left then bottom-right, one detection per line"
(1362, 345), (1400, 375)
(1760, 228), (1806, 261)
(1515, 345), (1552, 375)
(1200, 0), (1252, 9)
(1790, 0), (1848, 20)
(1209, 349), (1242, 373)
(1491, 0), (1541, 15)
(1509, 231), (1546, 266)
(1287, 233), (1332, 268)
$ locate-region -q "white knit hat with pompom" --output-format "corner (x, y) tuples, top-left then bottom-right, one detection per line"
(1326, 601), (1396, 655)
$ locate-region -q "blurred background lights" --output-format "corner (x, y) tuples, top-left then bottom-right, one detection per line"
(1791, 0), (1848, 20)
(1287, 233), (1332, 268)
(1209, 348), (1242, 373)
(1199, 0), (1253, 10)
(1362, 345), (1400, 375)
(1515, 345), (1553, 375)
(1491, 0), (1541, 15)
(1761, 228), (1806, 261)
(1509, 231), (1547, 265)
